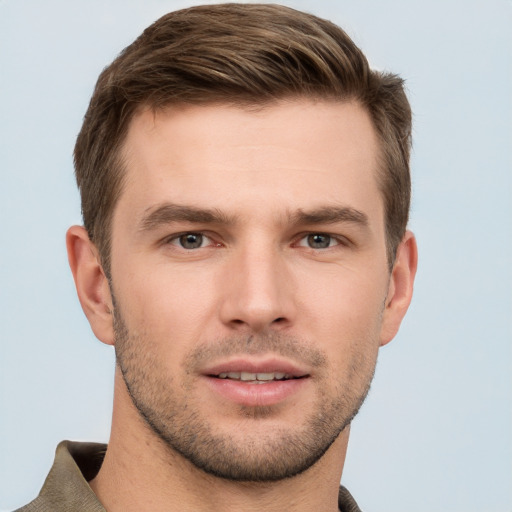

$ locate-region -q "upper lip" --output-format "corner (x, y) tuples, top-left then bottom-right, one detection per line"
(201, 357), (310, 378)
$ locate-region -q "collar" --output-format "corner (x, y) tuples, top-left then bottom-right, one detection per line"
(18, 441), (361, 512)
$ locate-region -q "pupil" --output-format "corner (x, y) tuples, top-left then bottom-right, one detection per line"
(308, 234), (330, 249)
(180, 233), (203, 249)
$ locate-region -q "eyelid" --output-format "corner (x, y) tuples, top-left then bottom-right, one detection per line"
(163, 231), (218, 248)
(294, 232), (350, 249)
(160, 230), (350, 250)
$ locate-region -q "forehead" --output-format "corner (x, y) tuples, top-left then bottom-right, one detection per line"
(117, 99), (382, 224)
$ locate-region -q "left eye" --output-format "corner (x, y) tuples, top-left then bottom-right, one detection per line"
(169, 233), (211, 250)
(297, 233), (339, 249)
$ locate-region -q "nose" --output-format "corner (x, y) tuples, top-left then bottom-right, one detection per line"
(219, 242), (295, 333)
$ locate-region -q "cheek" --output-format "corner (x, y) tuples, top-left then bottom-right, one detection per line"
(296, 266), (387, 384)
(298, 265), (387, 334)
(114, 261), (220, 341)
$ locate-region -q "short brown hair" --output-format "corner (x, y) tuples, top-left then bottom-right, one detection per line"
(74, 3), (411, 275)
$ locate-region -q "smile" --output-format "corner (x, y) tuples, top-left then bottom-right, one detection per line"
(201, 357), (311, 405)
(215, 371), (297, 383)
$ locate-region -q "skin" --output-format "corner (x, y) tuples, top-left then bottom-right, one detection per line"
(67, 99), (417, 512)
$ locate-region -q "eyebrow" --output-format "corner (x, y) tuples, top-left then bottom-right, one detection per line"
(139, 203), (236, 232)
(291, 206), (369, 227)
(138, 202), (369, 232)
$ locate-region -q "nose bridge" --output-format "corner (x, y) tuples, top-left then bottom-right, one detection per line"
(220, 237), (293, 331)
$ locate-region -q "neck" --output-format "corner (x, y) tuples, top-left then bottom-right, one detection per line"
(90, 371), (349, 512)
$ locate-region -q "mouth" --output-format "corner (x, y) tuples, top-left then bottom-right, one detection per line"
(203, 357), (310, 382)
(211, 371), (304, 384)
(202, 358), (310, 406)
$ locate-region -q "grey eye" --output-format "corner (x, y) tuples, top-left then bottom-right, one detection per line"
(178, 233), (204, 249)
(307, 234), (332, 249)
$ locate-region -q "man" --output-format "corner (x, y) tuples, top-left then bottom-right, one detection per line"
(17, 3), (417, 511)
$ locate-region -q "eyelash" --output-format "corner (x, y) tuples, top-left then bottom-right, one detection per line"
(164, 231), (348, 251)
(165, 232), (217, 250)
(294, 233), (347, 249)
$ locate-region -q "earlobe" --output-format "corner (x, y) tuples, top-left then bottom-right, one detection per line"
(380, 230), (418, 346)
(66, 225), (115, 346)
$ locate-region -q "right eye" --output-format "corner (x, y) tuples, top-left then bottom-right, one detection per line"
(168, 233), (211, 250)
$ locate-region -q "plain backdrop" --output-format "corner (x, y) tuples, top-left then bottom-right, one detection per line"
(1, 1), (511, 511)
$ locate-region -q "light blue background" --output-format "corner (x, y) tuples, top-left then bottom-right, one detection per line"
(1, 1), (511, 510)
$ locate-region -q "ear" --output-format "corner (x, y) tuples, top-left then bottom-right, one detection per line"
(380, 230), (418, 346)
(66, 225), (114, 345)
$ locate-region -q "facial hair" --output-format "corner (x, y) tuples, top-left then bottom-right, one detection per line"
(113, 301), (377, 482)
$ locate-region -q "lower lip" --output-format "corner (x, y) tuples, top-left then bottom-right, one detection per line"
(203, 376), (308, 407)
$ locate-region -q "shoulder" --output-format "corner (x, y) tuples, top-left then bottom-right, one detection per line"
(13, 441), (106, 512)
(338, 485), (363, 512)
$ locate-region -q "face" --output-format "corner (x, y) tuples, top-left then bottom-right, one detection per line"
(108, 100), (396, 481)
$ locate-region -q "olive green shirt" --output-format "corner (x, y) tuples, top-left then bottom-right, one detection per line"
(15, 441), (362, 512)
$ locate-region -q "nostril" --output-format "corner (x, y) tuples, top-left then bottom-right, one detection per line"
(273, 317), (285, 323)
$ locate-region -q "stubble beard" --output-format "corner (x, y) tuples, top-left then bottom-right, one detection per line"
(113, 305), (377, 483)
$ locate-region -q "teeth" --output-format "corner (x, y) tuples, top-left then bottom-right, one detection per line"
(216, 372), (292, 381)
(256, 373), (274, 381)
